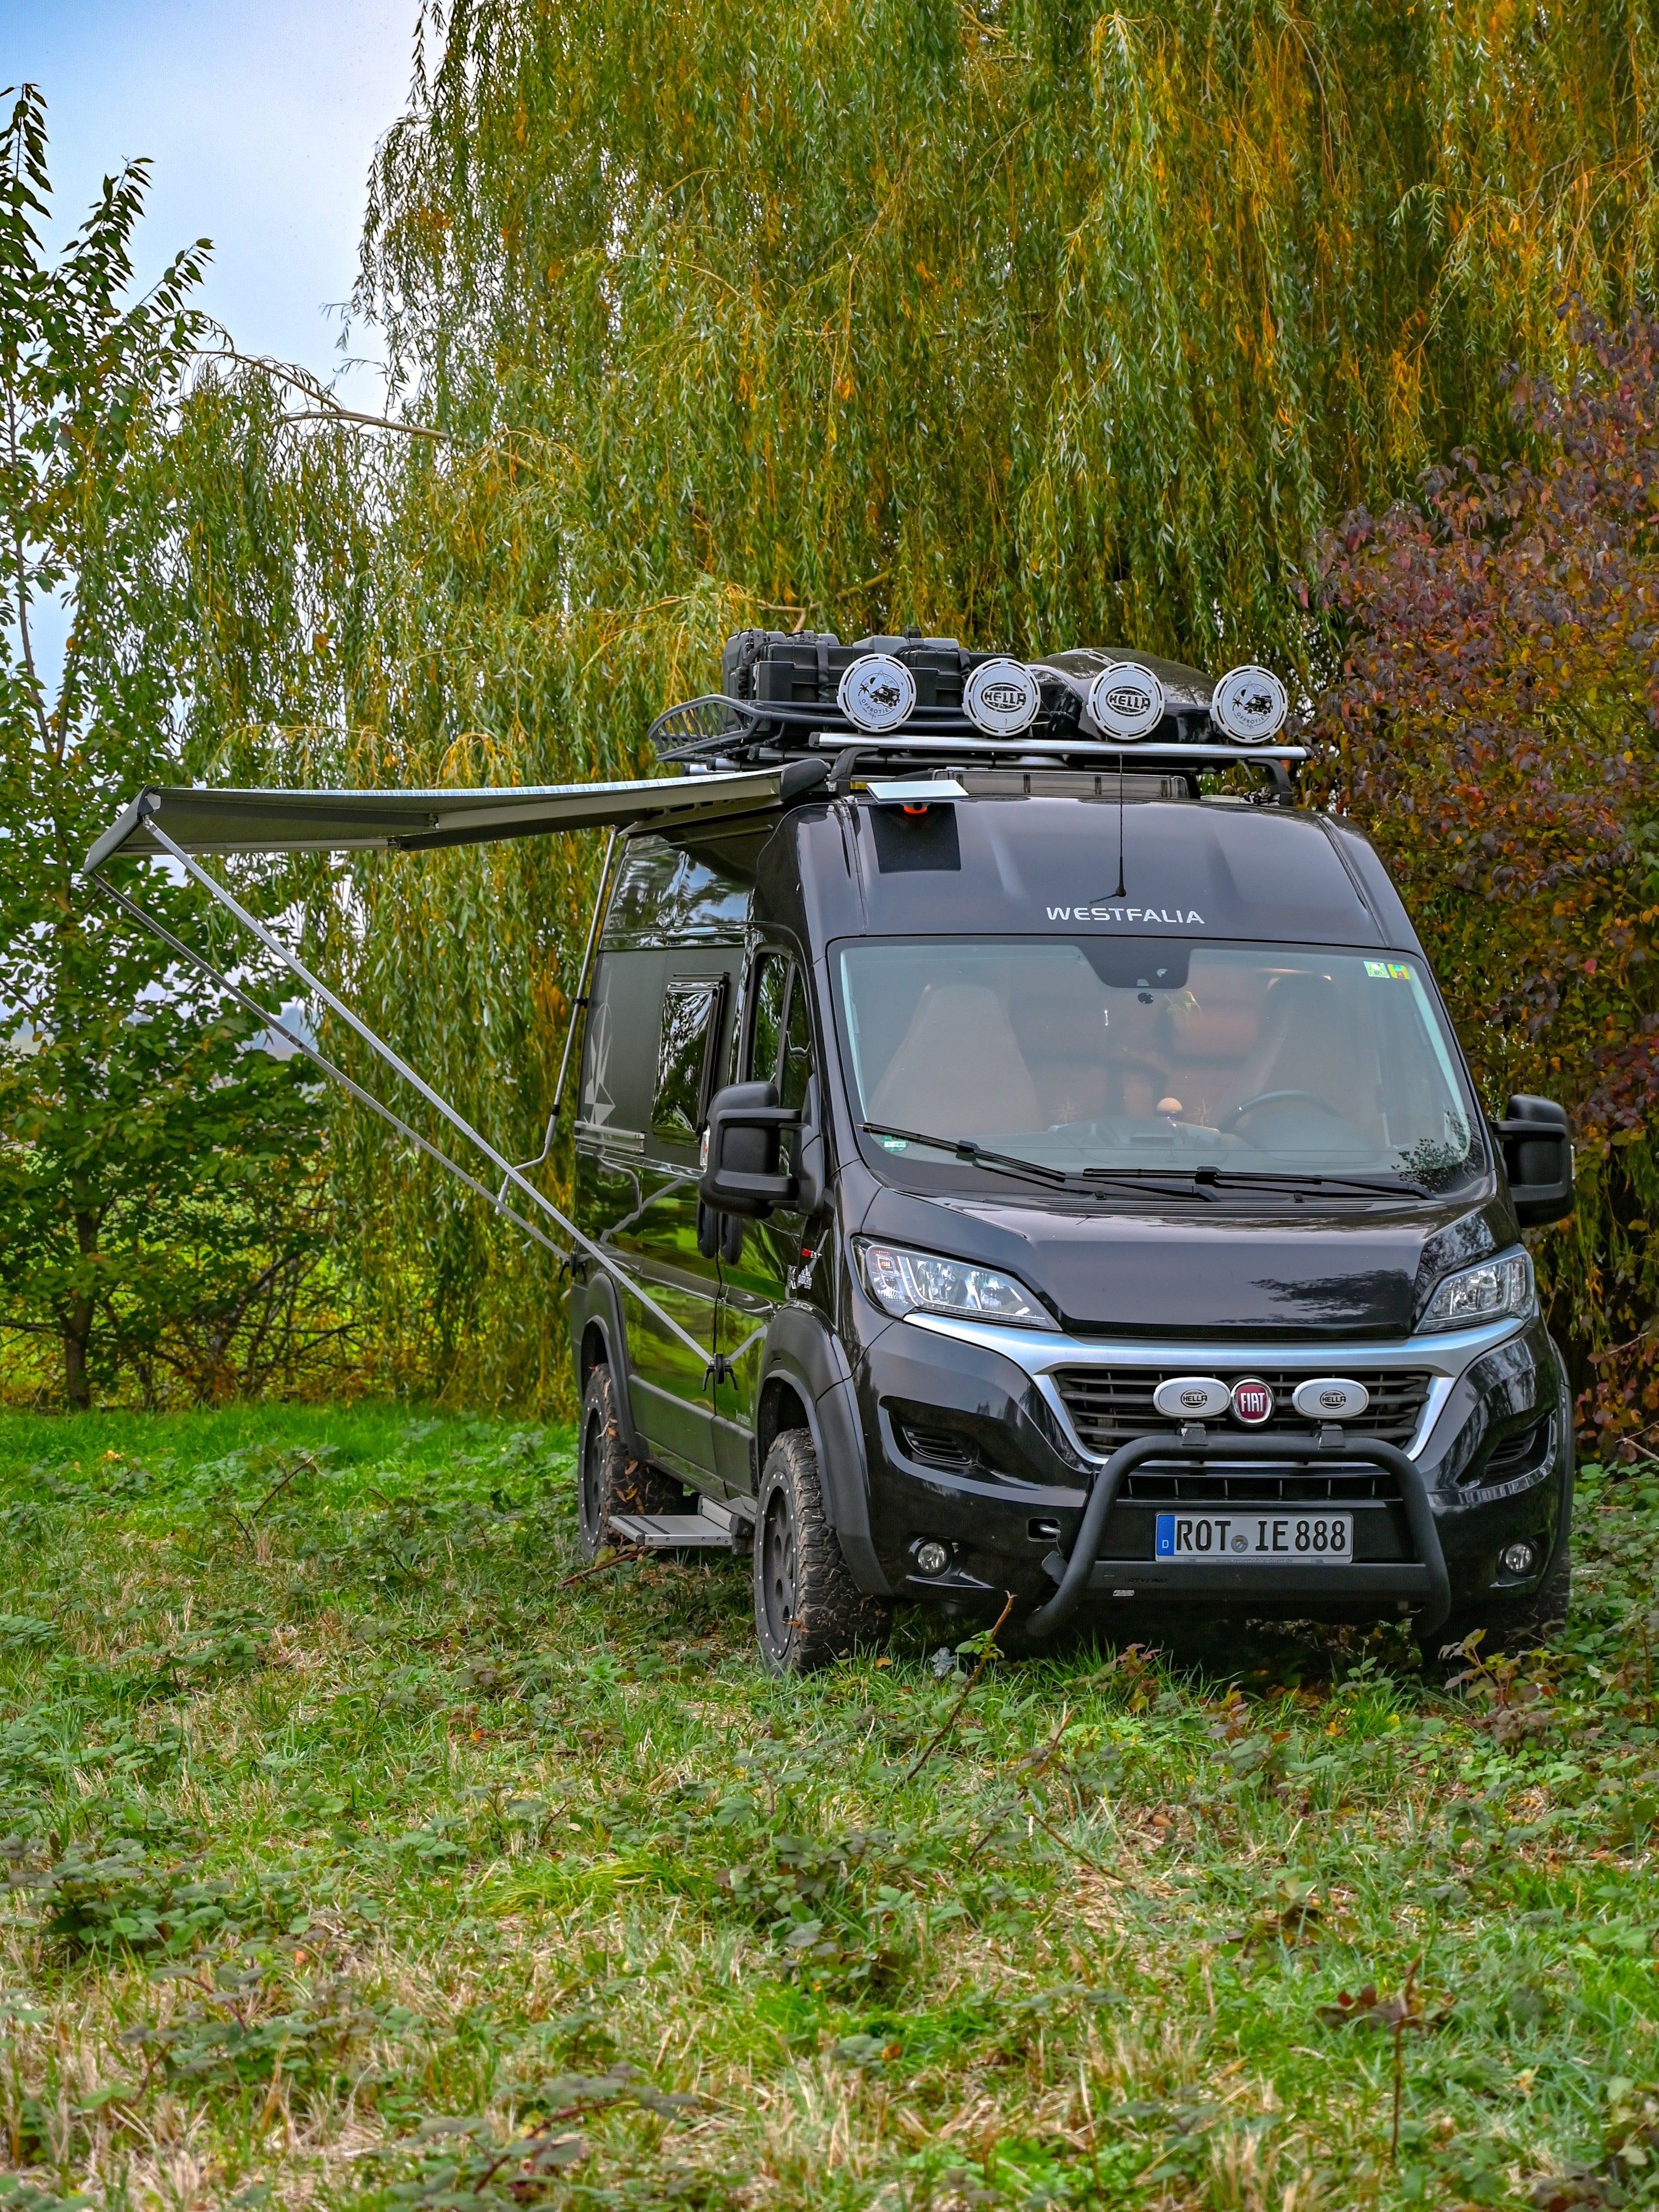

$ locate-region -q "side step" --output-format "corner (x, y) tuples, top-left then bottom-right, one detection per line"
(610, 1494), (754, 1552)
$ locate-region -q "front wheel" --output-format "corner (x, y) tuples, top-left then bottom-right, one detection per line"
(577, 1363), (685, 1562)
(753, 1430), (891, 1674)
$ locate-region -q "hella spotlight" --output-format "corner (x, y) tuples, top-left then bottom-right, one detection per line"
(1087, 661), (1165, 741)
(963, 658), (1041, 738)
(1211, 664), (1289, 744)
(837, 653), (917, 733)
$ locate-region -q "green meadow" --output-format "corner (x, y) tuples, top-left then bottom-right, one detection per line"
(0, 1407), (1655, 2210)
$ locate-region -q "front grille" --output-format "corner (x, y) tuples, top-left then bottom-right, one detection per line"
(1119, 1466), (1400, 1504)
(1053, 1367), (1432, 1457)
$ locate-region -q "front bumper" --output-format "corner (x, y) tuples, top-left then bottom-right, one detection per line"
(851, 1307), (1571, 1626)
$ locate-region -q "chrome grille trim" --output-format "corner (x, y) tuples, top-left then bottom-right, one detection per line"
(900, 1311), (1531, 1464)
(1055, 1368), (1431, 1455)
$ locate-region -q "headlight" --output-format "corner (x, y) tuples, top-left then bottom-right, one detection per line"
(1417, 1250), (1535, 1333)
(855, 1239), (1057, 1329)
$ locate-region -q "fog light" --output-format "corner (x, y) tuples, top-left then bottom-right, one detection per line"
(1500, 1540), (1537, 1577)
(915, 1540), (951, 1577)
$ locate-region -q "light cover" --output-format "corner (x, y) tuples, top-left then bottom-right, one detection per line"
(838, 654), (917, 732)
(1087, 661), (1166, 740)
(857, 1238), (1057, 1329)
(963, 658), (1041, 737)
(1417, 1250), (1534, 1334)
(1211, 664), (1289, 743)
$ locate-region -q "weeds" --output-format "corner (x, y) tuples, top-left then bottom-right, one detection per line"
(0, 1405), (1657, 2206)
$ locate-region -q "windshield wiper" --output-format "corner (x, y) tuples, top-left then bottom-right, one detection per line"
(1076, 1164), (1434, 1201)
(1070, 1166), (1218, 1201)
(860, 1122), (1071, 1189)
(863, 1126), (1212, 1202)
(1192, 1167), (1435, 1201)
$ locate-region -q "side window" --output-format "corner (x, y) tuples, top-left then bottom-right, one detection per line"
(747, 952), (790, 1087)
(580, 951), (658, 1135)
(779, 966), (815, 1113)
(652, 977), (728, 1147)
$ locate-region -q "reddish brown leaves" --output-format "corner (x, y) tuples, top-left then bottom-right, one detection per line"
(1315, 308), (1659, 1424)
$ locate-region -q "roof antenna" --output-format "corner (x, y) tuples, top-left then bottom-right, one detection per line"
(1112, 749), (1126, 899)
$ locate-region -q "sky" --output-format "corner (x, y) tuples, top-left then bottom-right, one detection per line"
(2, 0), (420, 702)
(2, 0), (418, 410)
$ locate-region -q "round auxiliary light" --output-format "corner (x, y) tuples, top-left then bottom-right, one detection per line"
(1087, 660), (1166, 742)
(1210, 663), (1289, 744)
(1152, 1376), (1232, 1421)
(838, 653), (917, 733)
(1290, 1377), (1371, 1421)
(963, 656), (1041, 738)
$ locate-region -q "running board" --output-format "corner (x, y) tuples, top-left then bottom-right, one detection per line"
(611, 1495), (755, 1552)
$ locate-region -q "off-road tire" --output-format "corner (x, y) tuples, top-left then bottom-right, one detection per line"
(753, 1428), (891, 1674)
(577, 1363), (685, 1562)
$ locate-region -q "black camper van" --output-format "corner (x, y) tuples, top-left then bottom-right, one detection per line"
(86, 631), (1577, 1679)
(564, 634), (1577, 1673)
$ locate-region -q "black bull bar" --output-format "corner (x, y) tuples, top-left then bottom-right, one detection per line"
(1025, 1426), (1451, 1640)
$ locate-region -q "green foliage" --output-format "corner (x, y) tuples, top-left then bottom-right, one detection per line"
(195, 0), (1659, 1397)
(15, 0), (1659, 1403)
(0, 87), (342, 1407)
(1313, 311), (1659, 1431)
(1, 1402), (1658, 2204)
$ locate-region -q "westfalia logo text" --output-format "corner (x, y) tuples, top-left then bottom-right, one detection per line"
(1046, 905), (1206, 924)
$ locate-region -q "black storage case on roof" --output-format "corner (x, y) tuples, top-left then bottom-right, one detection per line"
(721, 629), (984, 720)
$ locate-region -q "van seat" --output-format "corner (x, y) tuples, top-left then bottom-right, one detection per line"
(867, 983), (1042, 1137)
(1167, 1001), (1260, 1063)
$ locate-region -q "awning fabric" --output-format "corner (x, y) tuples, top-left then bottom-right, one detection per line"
(84, 766), (792, 871)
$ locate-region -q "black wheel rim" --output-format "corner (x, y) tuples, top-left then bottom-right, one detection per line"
(579, 1404), (604, 1550)
(760, 1483), (798, 1653)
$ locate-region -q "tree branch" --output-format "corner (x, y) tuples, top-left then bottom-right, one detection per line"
(191, 332), (444, 440)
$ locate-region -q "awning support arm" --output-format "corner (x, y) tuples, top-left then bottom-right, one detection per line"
(106, 827), (716, 1369)
(499, 825), (618, 1204)
(89, 875), (567, 1260)
(553, 826), (615, 1117)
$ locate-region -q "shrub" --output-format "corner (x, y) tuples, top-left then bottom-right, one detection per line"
(1314, 308), (1659, 1445)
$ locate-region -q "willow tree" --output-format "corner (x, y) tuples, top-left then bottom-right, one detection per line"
(186, 0), (1659, 1400)
(0, 87), (363, 1407)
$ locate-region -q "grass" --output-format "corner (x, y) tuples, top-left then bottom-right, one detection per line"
(0, 1408), (1657, 2209)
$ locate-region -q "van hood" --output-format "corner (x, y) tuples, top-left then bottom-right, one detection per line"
(853, 1182), (1511, 1340)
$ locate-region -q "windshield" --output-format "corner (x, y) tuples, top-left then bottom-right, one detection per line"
(836, 937), (1483, 1194)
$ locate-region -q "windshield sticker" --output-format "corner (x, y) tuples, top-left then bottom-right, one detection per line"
(1046, 905), (1205, 925)
(1365, 959), (1415, 980)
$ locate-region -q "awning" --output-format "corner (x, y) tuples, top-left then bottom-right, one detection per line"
(84, 765), (796, 872)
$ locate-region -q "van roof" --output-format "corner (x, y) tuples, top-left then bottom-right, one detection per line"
(609, 791), (1419, 955)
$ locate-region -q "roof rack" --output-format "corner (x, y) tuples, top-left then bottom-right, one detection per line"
(647, 635), (1306, 778)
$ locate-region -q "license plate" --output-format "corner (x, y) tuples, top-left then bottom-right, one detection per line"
(1155, 1511), (1353, 1563)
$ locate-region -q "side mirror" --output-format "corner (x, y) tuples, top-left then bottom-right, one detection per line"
(1495, 1094), (1574, 1226)
(698, 1081), (801, 1219)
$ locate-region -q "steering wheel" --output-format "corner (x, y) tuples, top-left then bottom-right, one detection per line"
(1228, 1089), (1348, 1128)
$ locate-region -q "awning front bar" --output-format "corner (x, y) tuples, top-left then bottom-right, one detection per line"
(84, 764), (796, 869)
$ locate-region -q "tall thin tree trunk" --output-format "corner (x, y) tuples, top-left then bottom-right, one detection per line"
(62, 1295), (93, 1411)
(62, 1210), (98, 1411)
